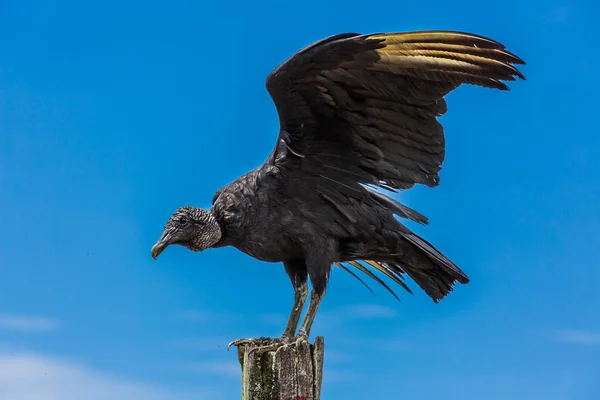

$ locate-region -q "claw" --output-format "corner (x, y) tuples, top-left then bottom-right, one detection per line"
(227, 338), (258, 351)
(296, 333), (308, 342)
(227, 335), (308, 355)
(226, 337), (275, 351)
(247, 341), (285, 356)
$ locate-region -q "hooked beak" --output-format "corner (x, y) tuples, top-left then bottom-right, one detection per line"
(151, 232), (172, 259)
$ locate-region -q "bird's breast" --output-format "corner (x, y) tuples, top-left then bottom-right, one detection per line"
(233, 208), (302, 263)
(213, 168), (302, 262)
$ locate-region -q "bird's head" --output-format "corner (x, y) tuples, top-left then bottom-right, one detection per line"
(151, 206), (222, 259)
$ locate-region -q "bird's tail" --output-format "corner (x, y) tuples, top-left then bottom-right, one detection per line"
(337, 228), (469, 302)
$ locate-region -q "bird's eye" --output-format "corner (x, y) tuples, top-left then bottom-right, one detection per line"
(178, 216), (188, 224)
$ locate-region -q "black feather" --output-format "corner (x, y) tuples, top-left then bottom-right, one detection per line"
(157, 30), (523, 327)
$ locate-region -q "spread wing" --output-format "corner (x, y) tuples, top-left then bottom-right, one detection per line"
(265, 30), (525, 196)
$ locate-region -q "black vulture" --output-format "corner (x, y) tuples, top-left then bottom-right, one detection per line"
(151, 30), (525, 346)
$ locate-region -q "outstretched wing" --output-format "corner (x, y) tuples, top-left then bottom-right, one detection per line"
(264, 30), (524, 298)
(266, 30), (525, 194)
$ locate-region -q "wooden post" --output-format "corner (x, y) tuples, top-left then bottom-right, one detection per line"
(232, 337), (325, 400)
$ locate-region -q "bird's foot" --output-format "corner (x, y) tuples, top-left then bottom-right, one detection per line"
(227, 335), (308, 356)
(227, 336), (276, 351)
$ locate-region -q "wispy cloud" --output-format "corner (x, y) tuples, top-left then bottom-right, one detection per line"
(182, 360), (241, 377)
(318, 304), (397, 323)
(0, 350), (220, 400)
(342, 304), (397, 319)
(0, 314), (60, 332)
(323, 349), (354, 363)
(170, 336), (230, 351)
(335, 337), (408, 351)
(323, 368), (359, 383)
(555, 330), (600, 345)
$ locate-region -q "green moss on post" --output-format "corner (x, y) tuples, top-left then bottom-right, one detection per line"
(234, 337), (325, 400)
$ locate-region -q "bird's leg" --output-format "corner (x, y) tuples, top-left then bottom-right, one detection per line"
(228, 260), (309, 354)
(228, 296), (323, 355)
(296, 249), (330, 339)
(281, 280), (309, 340)
(297, 288), (325, 339)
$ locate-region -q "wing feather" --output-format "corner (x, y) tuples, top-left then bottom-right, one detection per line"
(266, 30), (523, 197)
(263, 31), (523, 295)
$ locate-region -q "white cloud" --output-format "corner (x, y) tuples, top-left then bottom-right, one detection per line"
(182, 360), (241, 377)
(316, 304), (397, 326)
(323, 349), (353, 363)
(170, 336), (230, 351)
(0, 314), (60, 332)
(0, 350), (220, 400)
(323, 368), (359, 383)
(342, 304), (397, 319)
(331, 336), (408, 352)
(555, 330), (600, 345)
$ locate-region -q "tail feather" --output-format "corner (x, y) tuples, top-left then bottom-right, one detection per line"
(402, 231), (469, 284)
(364, 185), (428, 225)
(338, 227), (469, 302)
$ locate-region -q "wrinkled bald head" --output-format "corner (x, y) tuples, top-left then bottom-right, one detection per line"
(151, 206), (222, 259)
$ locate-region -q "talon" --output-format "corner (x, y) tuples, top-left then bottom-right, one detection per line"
(227, 337), (278, 351)
(248, 343), (277, 356)
(227, 336), (301, 356)
(252, 338), (282, 355)
(227, 338), (255, 351)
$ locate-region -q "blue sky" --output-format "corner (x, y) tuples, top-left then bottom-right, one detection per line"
(0, 0), (598, 399)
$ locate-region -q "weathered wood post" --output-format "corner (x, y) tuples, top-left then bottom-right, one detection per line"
(232, 337), (325, 400)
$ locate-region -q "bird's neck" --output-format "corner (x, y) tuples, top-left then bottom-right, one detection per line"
(210, 207), (236, 248)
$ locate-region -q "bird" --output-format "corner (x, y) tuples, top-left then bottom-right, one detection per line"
(151, 30), (525, 348)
